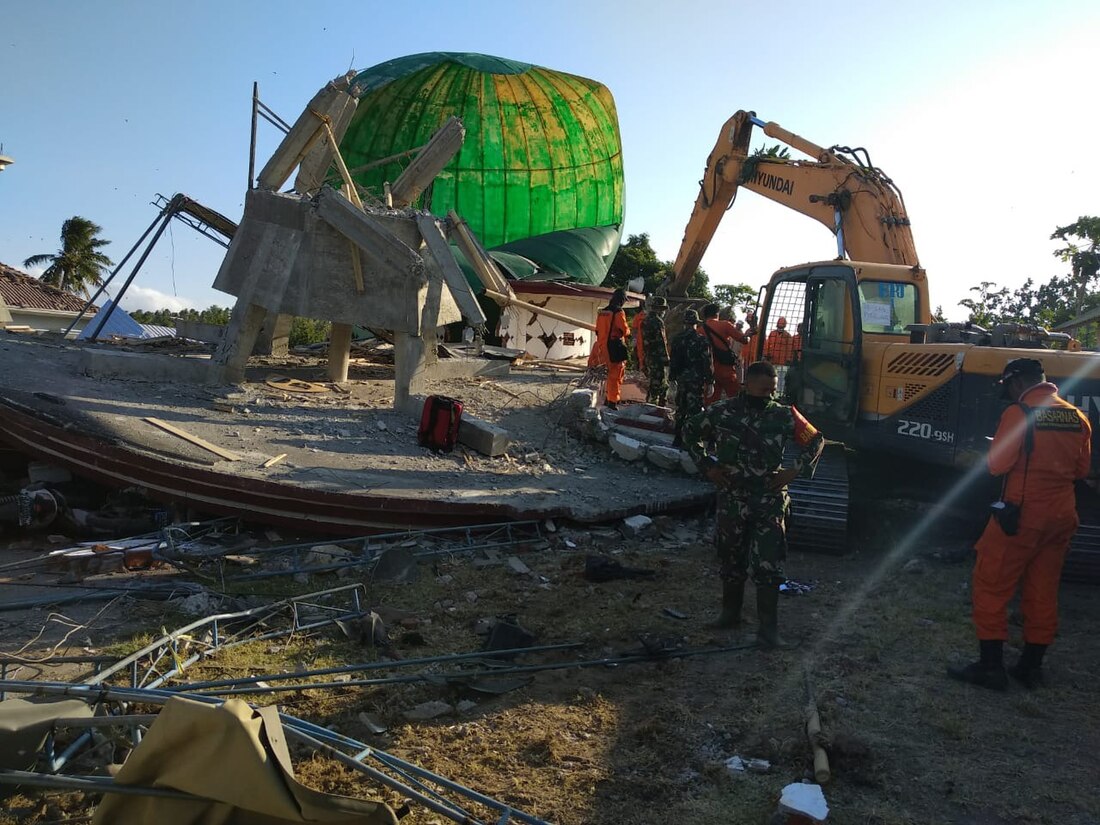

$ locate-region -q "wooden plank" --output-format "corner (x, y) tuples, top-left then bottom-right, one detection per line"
(416, 213), (486, 325)
(143, 417), (241, 462)
(262, 453), (288, 469)
(390, 117), (465, 208)
(447, 211), (512, 297)
(483, 289), (597, 332)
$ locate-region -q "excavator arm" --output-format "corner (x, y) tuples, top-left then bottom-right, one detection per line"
(668, 110), (919, 296)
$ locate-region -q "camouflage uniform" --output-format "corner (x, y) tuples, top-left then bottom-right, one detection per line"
(642, 311), (670, 405)
(669, 326), (713, 444)
(684, 396), (824, 586)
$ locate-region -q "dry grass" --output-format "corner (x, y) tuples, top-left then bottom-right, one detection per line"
(4, 513), (1100, 825)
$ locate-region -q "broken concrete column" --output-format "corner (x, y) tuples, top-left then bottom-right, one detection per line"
(210, 300), (267, 384)
(458, 416), (510, 457)
(253, 311), (292, 357)
(394, 331), (428, 413)
(327, 323), (354, 383)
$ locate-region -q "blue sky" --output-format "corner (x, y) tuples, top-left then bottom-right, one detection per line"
(1, 0), (1097, 317)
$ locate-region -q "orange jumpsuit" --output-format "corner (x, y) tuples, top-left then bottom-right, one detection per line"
(632, 310), (646, 371)
(763, 329), (796, 365)
(588, 309), (630, 403)
(702, 318), (749, 405)
(972, 382), (1092, 645)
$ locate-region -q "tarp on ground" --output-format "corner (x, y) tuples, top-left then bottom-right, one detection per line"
(91, 695), (398, 825)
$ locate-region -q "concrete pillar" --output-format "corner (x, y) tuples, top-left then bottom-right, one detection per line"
(212, 300), (268, 384)
(326, 323), (354, 383)
(254, 311), (292, 356)
(393, 331), (430, 413)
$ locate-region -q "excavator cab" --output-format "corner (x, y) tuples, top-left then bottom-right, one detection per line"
(757, 263), (862, 437)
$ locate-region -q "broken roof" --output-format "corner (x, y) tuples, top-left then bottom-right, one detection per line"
(0, 262), (97, 314)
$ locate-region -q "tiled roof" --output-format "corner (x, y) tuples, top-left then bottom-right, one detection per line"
(0, 261), (98, 314)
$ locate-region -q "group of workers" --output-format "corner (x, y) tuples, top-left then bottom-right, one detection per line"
(589, 288), (1088, 682)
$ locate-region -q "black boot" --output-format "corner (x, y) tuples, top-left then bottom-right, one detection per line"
(1009, 643), (1047, 689)
(708, 580), (745, 629)
(755, 585), (788, 649)
(605, 401), (618, 410)
(947, 640), (1008, 691)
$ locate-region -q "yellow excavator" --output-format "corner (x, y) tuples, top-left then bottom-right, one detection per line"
(669, 111), (1100, 573)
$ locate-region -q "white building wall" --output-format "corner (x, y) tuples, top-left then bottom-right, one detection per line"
(499, 296), (603, 360)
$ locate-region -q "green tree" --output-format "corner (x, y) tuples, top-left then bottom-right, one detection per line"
(24, 217), (114, 297)
(603, 233), (710, 298)
(1051, 216), (1100, 314)
(712, 283), (758, 314)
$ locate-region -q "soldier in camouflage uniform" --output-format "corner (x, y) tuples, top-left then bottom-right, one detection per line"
(642, 296), (670, 405)
(684, 360), (825, 647)
(669, 309), (714, 447)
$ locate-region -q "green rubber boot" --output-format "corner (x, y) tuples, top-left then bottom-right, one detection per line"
(708, 580), (745, 629)
(755, 585), (791, 649)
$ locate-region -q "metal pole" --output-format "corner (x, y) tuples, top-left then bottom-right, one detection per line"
(61, 205), (170, 338)
(248, 81), (258, 191)
(83, 196), (181, 341)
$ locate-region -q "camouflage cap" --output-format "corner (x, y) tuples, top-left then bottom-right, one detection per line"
(683, 309), (701, 325)
(650, 296), (668, 309)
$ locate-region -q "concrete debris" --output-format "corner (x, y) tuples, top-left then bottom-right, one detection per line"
(778, 782), (829, 822)
(373, 545), (419, 582)
(402, 700), (453, 721)
(609, 433), (647, 462)
(455, 700), (478, 714)
(646, 445), (688, 472)
(357, 712), (389, 734)
(307, 543), (354, 566)
(680, 452), (700, 475)
(506, 556), (531, 575)
(620, 514), (654, 537)
(458, 415), (511, 457)
(902, 558), (926, 574)
(725, 755), (771, 775)
(566, 388), (597, 416)
(176, 591), (225, 616)
(543, 518), (557, 533)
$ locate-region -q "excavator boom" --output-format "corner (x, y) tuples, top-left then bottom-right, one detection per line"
(669, 111), (919, 296)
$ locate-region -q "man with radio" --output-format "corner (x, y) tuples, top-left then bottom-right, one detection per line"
(948, 358), (1092, 690)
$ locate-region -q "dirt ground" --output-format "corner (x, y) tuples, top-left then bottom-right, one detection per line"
(3, 511), (1098, 825)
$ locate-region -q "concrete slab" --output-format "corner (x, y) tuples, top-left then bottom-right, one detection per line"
(79, 349), (216, 384)
(458, 415), (510, 457)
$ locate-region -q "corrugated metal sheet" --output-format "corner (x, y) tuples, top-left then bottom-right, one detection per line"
(77, 300), (166, 340)
(139, 324), (176, 338)
(0, 262), (96, 313)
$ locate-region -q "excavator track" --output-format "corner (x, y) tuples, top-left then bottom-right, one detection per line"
(785, 443), (849, 554)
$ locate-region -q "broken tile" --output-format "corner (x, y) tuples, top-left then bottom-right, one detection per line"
(402, 701), (453, 721)
(507, 556), (531, 575)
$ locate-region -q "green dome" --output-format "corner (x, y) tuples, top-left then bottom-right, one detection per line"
(342, 52), (624, 285)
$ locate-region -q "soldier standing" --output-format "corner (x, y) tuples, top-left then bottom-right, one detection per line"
(684, 360), (825, 647)
(669, 309), (713, 446)
(642, 297), (670, 405)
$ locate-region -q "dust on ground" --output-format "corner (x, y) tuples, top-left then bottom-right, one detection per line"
(4, 513), (1098, 825)
(0, 336), (709, 520)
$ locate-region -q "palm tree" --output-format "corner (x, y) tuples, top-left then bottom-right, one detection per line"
(23, 217), (114, 297)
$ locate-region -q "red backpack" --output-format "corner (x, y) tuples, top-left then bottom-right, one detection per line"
(417, 395), (463, 452)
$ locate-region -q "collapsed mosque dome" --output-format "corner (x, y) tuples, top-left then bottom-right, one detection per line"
(341, 52), (624, 286)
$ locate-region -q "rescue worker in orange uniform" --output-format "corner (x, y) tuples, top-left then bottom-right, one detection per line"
(763, 317), (796, 366)
(588, 288), (630, 410)
(948, 358), (1091, 691)
(632, 298), (648, 376)
(701, 303), (753, 405)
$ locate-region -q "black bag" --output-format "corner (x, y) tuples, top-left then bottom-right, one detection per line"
(702, 322), (738, 366)
(990, 500), (1022, 536)
(989, 403), (1033, 536)
(607, 336), (629, 364)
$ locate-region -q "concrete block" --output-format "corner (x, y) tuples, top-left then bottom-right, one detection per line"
(429, 358), (511, 381)
(174, 319), (226, 344)
(620, 514), (653, 537)
(778, 783), (829, 822)
(609, 433), (647, 462)
(647, 445), (687, 472)
(680, 452), (700, 475)
(458, 415), (511, 457)
(79, 349), (216, 384)
(610, 423), (676, 447)
(566, 388), (597, 418)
